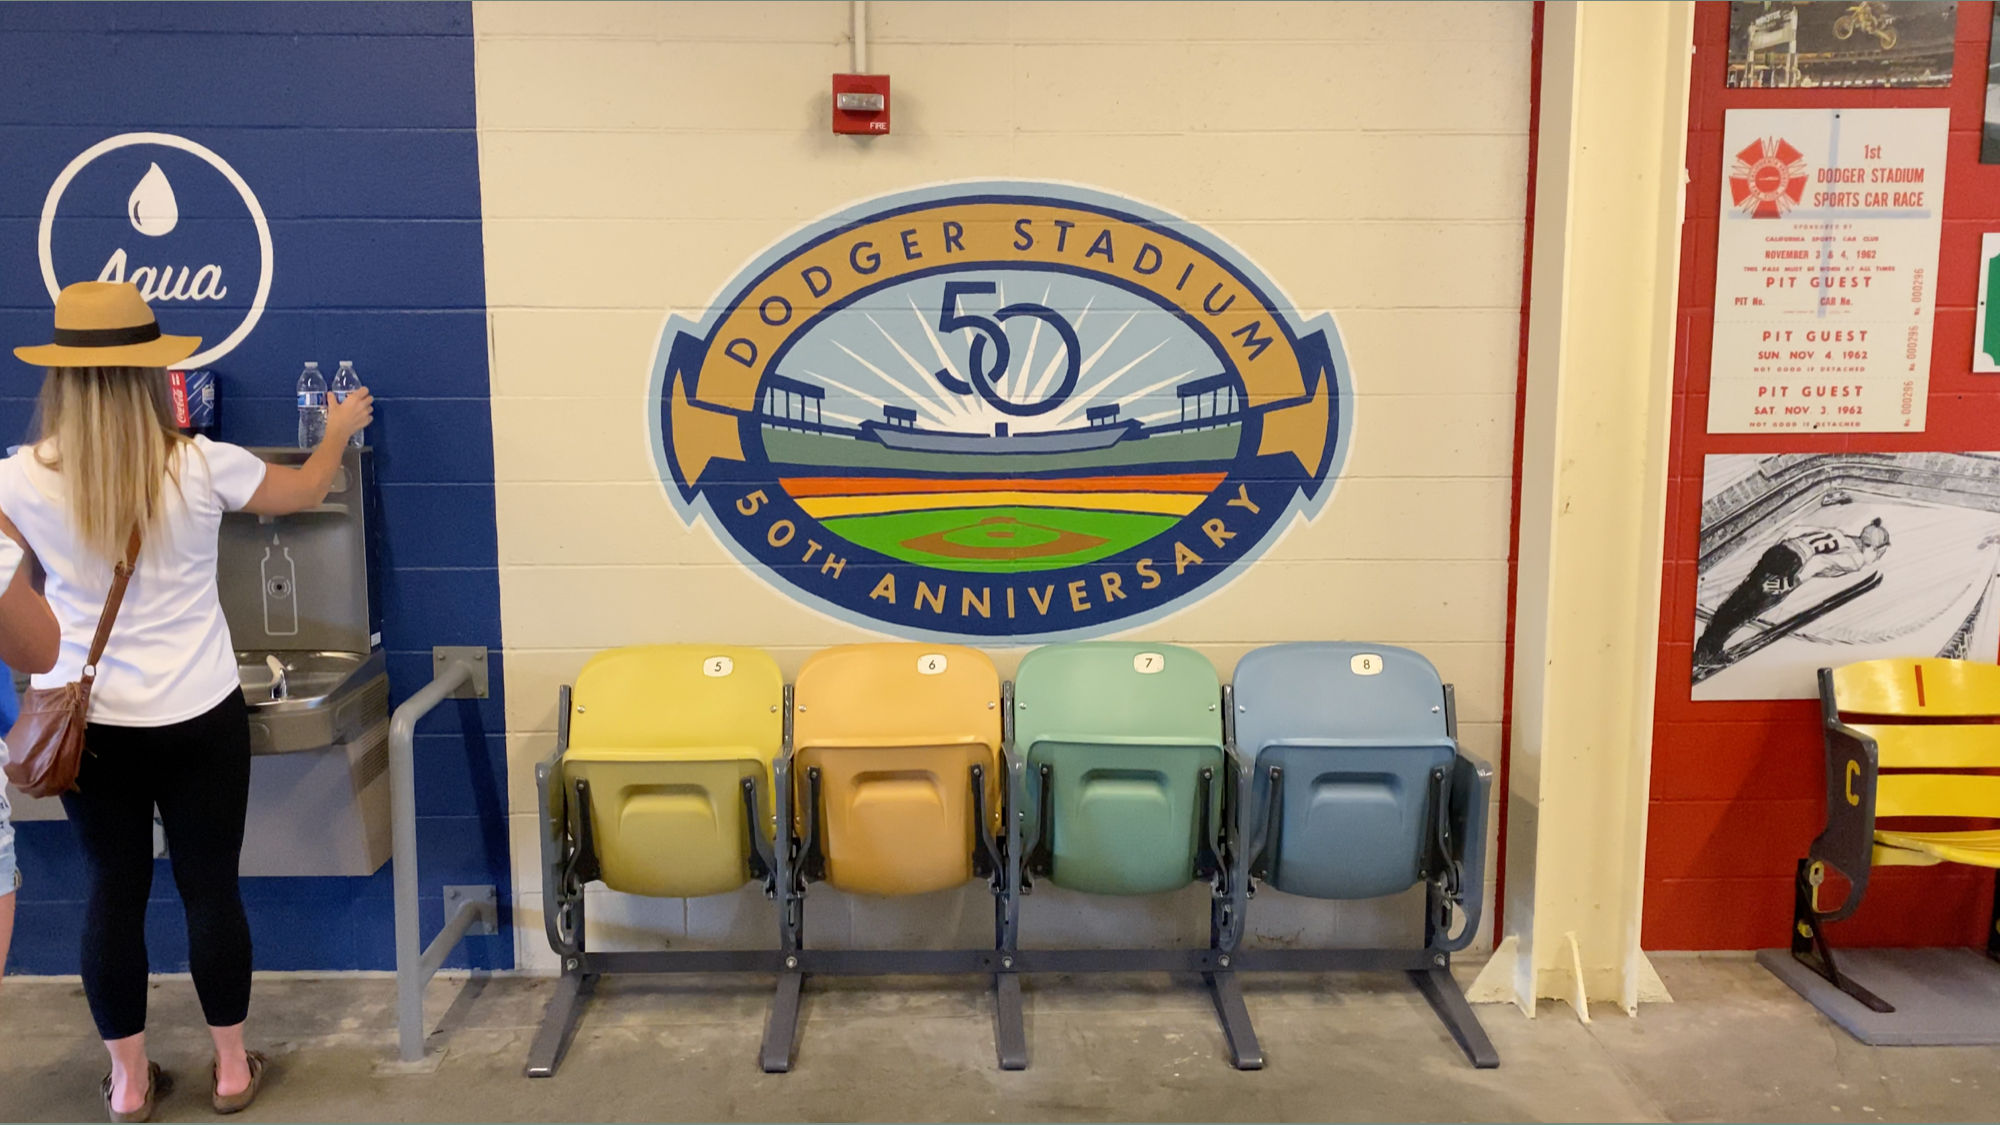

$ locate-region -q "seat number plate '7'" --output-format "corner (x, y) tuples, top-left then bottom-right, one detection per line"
(704, 656), (734, 677)
(918, 653), (948, 675)
(1351, 653), (1383, 676)
(1134, 652), (1165, 674)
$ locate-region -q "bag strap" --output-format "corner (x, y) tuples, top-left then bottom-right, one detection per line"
(80, 529), (142, 683)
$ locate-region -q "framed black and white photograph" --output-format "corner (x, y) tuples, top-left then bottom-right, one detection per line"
(1728, 1), (1957, 89)
(1693, 452), (2000, 700)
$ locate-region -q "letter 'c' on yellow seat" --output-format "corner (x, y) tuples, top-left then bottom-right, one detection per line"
(791, 644), (1002, 897)
(561, 645), (783, 898)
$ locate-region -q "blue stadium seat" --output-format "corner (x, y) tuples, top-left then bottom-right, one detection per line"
(1234, 643), (1487, 933)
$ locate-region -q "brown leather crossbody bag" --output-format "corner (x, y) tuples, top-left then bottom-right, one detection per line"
(2, 531), (140, 799)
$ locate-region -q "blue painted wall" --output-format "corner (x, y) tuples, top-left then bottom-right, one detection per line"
(0, 2), (509, 972)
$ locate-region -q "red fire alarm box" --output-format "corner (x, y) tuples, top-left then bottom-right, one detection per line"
(832, 73), (890, 135)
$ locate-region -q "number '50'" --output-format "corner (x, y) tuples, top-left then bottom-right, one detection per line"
(931, 280), (1083, 417)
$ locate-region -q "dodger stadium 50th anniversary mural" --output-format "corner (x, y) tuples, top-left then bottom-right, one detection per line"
(651, 183), (1356, 640)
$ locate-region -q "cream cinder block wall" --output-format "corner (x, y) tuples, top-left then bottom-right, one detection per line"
(473, 0), (1531, 970)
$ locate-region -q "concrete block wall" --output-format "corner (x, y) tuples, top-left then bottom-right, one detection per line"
(473, 1), (1531, 970)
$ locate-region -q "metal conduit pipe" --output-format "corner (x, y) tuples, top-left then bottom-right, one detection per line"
(852, 0), (867, 73)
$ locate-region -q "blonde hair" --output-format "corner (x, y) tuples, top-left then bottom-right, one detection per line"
(34, 366), (188, 563)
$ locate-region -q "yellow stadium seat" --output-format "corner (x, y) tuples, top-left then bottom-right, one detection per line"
(1793, 658), (2000, 1014)
(789, 643), (1003, 896)
(558, 645), (782, 897)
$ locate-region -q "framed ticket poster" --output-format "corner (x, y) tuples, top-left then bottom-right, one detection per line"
(1707, 108), (1948, 434)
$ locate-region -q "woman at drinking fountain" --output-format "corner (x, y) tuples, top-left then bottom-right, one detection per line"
(2, 282), (372, 1122)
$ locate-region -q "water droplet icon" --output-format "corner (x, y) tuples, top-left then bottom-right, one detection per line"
(127, 163), (178, 237)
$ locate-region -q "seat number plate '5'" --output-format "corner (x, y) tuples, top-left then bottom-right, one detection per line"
(1351, 653), (1383, 676)
(704, 656), (734, 677)
(918, 653), (948, 675)
(1134, 652), (1165, 674)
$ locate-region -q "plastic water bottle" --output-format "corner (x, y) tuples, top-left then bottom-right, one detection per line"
(296, 361), (327, 448)
(331, 360), (363, 448)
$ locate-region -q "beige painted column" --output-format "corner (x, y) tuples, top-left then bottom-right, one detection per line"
(1473, 0), (1694, 1018)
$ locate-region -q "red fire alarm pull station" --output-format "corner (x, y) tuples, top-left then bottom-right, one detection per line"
(832, 73), (890, 135)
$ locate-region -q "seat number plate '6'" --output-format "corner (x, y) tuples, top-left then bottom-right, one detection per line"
(1134, 652), (1165, 674)
(1351, 653), (1383, 676)
(918, 653), (948, 675)
(704, 656), (734, 677)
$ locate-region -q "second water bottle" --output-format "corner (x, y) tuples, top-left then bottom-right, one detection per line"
(331, 360), (364, 448)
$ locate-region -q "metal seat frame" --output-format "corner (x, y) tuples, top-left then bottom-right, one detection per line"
(526, 683), (789, 1078)
(528, 664), (1499, 1075)
(761, 726), (1018, 1072)
(1223, 680), (1498, 1070)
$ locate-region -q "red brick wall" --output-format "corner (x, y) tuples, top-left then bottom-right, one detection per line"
(1645, 0), (2000, 950)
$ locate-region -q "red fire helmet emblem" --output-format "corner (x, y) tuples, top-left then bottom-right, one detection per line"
(1728, 136), (1808, 220)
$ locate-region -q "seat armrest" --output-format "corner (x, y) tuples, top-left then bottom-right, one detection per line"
(1436, 748), (1493, 953)
(1807, 718), (1878, 921)
(1222, 742), (1254, 844)
(538, 683), (572, 835)
(537, 684), (575, 955)
(772, 750), (797, 895)
(1220, 686), (1251, 952)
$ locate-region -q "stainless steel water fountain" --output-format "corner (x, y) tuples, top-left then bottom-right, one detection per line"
(222, 446), (392, 876)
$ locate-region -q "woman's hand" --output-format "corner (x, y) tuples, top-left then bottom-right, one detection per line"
(244, 387), (375, 517)
(326, 387), (374, 446)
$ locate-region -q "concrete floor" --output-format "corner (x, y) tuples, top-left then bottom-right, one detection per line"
(2, 954), (1997, 1122)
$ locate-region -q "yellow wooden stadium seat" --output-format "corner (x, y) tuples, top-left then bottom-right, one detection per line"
(1831, 659), (2000, 872)
(790, 643), (1003, 897)
(1793, 657), (2000, 1012)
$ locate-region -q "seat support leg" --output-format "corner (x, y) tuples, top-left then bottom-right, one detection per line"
(1409, 965), (1499, 1069)
(1790, 858), (1893, 1013)
(1203, 970), (1264, 1070)
(524, 969), (596, 1078)
(993, 972), (1028, 1070)
(761, 966), (804, 1073)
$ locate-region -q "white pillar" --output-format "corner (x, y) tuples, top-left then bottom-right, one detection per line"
(1476, 0), (1694, 1018)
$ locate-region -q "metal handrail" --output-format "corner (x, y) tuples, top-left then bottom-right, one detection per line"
(392, 651), (497, 1063)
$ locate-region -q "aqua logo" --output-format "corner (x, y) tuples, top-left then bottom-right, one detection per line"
(650, 182), (1354, 640)
(40, 133), (274, 368)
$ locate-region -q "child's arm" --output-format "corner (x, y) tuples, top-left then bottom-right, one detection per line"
(0, 510), (59, 675)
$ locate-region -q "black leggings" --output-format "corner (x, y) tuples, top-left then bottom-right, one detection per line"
(60, 692), (253, 1040)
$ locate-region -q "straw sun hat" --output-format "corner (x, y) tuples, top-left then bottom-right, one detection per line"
(12, 281), (201, 369)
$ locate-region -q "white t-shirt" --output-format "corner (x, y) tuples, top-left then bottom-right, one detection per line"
(0, 437), (268, 726)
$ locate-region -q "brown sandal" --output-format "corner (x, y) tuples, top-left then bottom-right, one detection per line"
(101, 1061), (170, 1124)
(211, 1049), (267, 1115)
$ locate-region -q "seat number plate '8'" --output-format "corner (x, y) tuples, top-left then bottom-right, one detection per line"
(1351, 653), (1383, 676)
(704, 656), (734, 677)
(1134, 652), (1165, 674)
(918, 653), (948, 675)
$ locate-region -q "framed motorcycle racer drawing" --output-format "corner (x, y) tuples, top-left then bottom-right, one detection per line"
(1727, 1), (1956, 89)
